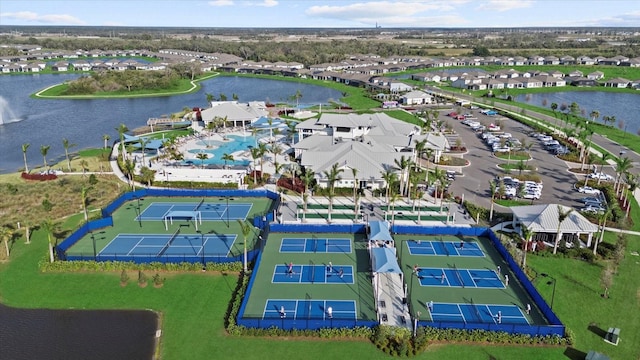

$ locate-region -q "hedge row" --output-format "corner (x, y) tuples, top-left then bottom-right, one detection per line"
(39, 258), (243, 273)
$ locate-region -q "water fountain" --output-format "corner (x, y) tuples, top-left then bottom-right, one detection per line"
(0, 96), (20, 125)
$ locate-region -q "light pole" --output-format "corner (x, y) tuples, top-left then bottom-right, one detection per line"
(91, 231), (97, 261)
(540, 273), (557, 309)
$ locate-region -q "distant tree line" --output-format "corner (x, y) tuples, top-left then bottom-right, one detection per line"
(1, 28), (638, 66)
(63, 68), (184, 95)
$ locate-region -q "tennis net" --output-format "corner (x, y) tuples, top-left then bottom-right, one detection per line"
(158, 228), (181, 256)
(310, 260), (315, 283)
(453, 264), (465, 288)
(440, 236), (449, 256)
(195, 197), (205, 211)
(470, 297), (482, 322)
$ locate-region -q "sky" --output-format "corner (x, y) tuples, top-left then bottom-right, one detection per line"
(1, 0), (639, 28)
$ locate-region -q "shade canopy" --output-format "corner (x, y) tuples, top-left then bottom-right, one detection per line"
(371, 247), (402, 273)
(369, 220), (393, 242)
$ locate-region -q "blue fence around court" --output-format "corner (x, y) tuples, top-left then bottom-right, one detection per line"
(269, 223), (367, 234)
(56, 188), (279, 263)
(392, 225), (564, 337)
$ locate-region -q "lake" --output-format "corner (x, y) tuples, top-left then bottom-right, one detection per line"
(0, 74), (342, 173)
(514, 91), (640, 133)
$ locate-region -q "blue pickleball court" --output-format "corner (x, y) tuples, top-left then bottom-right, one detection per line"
(407, 239), (484, 257)
(427, 302), (529, 325)
(416, 267), (504, 289)
(279, 238), (352, 253)
(136, 201), (252, 221)
(263, 299), (356, 320)
(272, 264), (354, 284)
(99, 233), (237, 258)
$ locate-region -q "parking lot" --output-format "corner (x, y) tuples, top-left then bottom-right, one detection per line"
(441, 108), (616, 214)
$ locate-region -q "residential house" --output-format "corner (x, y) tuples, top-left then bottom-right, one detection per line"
(603, 78), (630, 88)
(400, 90), (433, 105)
(587, 71), (605, 80)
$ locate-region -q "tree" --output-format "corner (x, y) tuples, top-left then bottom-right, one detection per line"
(394, 155), (413, 197)
(205, 92), (215, 104)
(614, 157), (632, 195)
(389, 192), (400, 227)
(79, 159), (89, 177)
(237, 219), (253, 272)
(285, 119), (297, 144)
(196, 152), (209, 169)
(596, 152), (610, 185)
(258, 142), (269, 176)
(351, 167), (359, 219)
(413, 138), (427, 171)
(102, 134), (111, 150)
(122, 159), (136, 188)
(301, 169), (315, 194)
(553, 206), (572, 255)
(520, 226), (533, 268)
(221, 152), (234, 168)
(594, 208), (612, 255)
(21, 143), (30, 173)
(40, 144), (50, 168)
(81, 186), (90, 221)
(250, 147), (261, 184)
(139, 166), (156, 187)
(472, 46), (490, 57)
(624, 173), (637, 218)
(116, 123), (129, 161)
(62, 138), (76, 171)
(550, 102), (558, 117)
(489, 180), (497, 221)
(381, 168), (398, 205)
(0, 226), (13, 258)
(138, 137), (149, 166)
(41, 219), (56, 263)
(291, 89), (303, 110)
(590, 109), (600, 123)
(323, 162), (343, 223)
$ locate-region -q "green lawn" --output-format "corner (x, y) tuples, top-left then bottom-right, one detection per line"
(4, 226), (640, 359)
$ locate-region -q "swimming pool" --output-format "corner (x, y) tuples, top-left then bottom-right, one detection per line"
(184, 134), (255, 166)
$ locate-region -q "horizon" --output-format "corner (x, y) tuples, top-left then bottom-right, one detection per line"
(1, 1), (639, 29)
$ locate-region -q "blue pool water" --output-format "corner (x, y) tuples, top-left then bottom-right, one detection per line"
(184, 134), (255, 166)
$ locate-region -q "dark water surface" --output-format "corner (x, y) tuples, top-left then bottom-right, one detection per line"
(0, 303), (158, 360)
(0, 74), (342, 173)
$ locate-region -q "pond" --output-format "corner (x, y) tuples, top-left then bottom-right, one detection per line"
(514, 91), (640, 134)
(0, 74), (342, 173)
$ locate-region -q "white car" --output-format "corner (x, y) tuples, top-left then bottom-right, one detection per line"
(588, 172), (614, 181)
(578, 186), (600, 194)
(522, 193), (540, 200)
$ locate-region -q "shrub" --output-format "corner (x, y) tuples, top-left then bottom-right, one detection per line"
(120, 269), (129, 283)
(137, 270), (147, 285)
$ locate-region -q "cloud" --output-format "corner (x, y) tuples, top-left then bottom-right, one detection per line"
(306, 1), (469, 21)
(476, 0), (534, 12)
(255, 0), (278, 7)
(0, 11), (85, 25)
(208, 0), (234, 6)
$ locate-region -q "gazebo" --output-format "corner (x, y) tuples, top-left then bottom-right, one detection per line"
(510, 204), (598, 248)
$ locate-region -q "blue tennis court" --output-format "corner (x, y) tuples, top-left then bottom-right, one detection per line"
(279, 238), (352, 253)
(99, 233), (237, 257)
(427, 302), (529, 325)
(272, 264), (354, 284)
(263, 299), (357, 320)
(407, 239), (484, 257)
(417, 267), (504, 288)
(136, 202), (252, 221)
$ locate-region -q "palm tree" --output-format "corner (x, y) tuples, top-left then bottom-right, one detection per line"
(553, 205), (573, 255)
(140, 167), (156, 187)
(196, 152), (209, 169)
(237, 219), (253, 272)
(81, 186), (90, 221)
(624, 173), (637, 218)
(291, 89), (303, 110)
(594, 209), (612, 255)
(258, 142), (269, 176)
(21, 143), (30, 173)
(380, 168), (397, 205)
(413, 138), (427, 171)
(79, 159), (89, 177)
(0, 226), (13, 258)
(285, 120), (297, 144)
(205, 92), (215, 104)
(122, 159), (136, 188)
(351, 167), (359, 219)
(138, 137), (149, 166)
(389, 192), (401, 227)
(267, 117), (274, 140)
(116, 123), (129, 161)
(413, 190), (425, 224)
(596, 152), (610, 185)
(520, 226), (533, 268)
(62, 138), (76, 171)
(302, 193), (309, 222)
(323, 162), (343, 223)
(301, 169), (315, 194)
(394, 155), (412, 197)
(614, 157), (632, 195)
(221, 152), (234, 168)
(41, 219), (56, 263)
(102, 134), (111, 150)
(40, 145), (50, 168)
(423, 148), (434, 183)
(590, 109), (600, 123)
(489, 180), (497, 221)
(250, 147), (261, 184)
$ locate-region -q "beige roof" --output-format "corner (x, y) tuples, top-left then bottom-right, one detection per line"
(511, 204), (598, 234)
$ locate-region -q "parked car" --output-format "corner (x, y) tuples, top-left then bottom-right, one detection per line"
(522, 192), (540, 200)
(578, 186), (600, 194)
(588, 172), (614, 181)
(582, 205), (606, 214)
